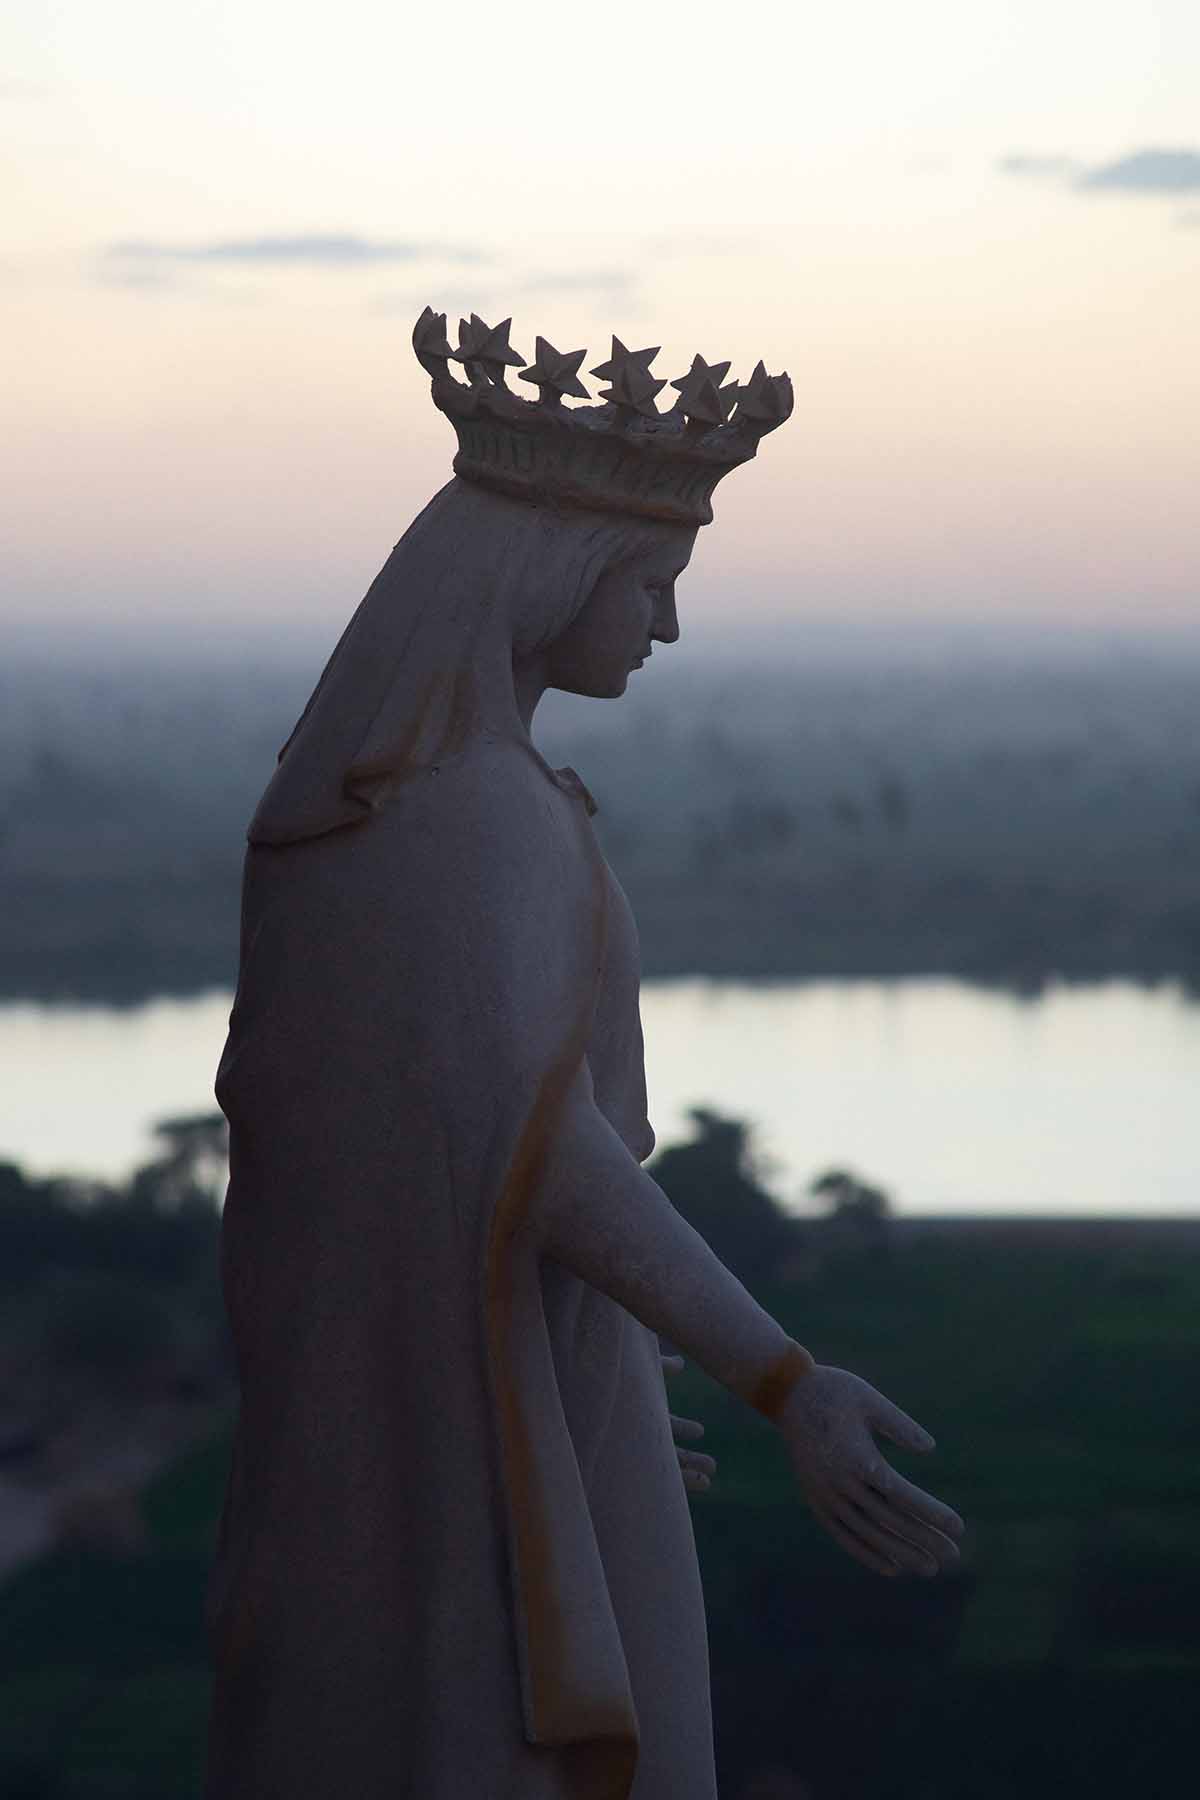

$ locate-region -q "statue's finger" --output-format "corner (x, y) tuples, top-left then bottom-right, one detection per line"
(812, 1504), (898, 1578)
(849, 1478), (960, 1565)
(677, 1448), (717, 1475)
(661, 1353), (685, 1376)
(669, 1412), (704, 1439)
(682, 1468), (711, 1491)
(871, 1395), (935, 1454)
(835, 1499), (939, 1577)
(869, 1466), (965, 1540)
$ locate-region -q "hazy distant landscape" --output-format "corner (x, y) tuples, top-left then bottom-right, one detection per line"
(7, 630), (1191, 1797)
(3, 631), (1199, 1002)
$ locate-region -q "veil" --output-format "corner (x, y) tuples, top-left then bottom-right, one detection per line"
(247, 477), (670, 846)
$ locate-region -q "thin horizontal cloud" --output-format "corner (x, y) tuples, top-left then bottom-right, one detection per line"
(1000, 147), (1200, 197)
(1178, 210), (1200, 229)
(517, 268), (634, 296)
(1076, 149), (1200, 194)
(997, 153), (1079, 179)
(369, 267), (640, 322)
(94, 263), (263, 305)
(99, 267), (176, 291)
(102, 234), (489, 269)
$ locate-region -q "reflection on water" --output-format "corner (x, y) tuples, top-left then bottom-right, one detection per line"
(3, 980), (1198, 1214)
(643, 978), (1200, 1216)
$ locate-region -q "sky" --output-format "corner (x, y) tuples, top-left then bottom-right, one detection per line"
(3, 0), (1199, 653)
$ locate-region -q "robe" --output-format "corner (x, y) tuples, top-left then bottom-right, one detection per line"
(203, 735), (717, 1799)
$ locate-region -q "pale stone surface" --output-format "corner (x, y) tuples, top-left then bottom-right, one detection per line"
(204, 319), (964, 1799)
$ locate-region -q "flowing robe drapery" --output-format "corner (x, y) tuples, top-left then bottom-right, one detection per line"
(203, 738), (717, 1799)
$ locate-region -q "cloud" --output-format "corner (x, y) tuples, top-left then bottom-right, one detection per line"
(1178, 210), (1200, 229)
(98, 235), (638, 320)
(1075, 148), (1200, 194)
(516, 268), (634, 297)
(997, 153), (1079, 179)
(369, 267), (639, 322)
(98, 267), (177, 292)
(999, 147), (1200, 197)
(101, 234), (489, 269)
(94, 263), (264, 305)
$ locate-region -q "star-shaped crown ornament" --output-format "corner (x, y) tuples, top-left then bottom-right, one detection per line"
(451, 313), (525, 387)
(669, 355), (739, 434)
(411, 306), (793, 527)
(519, 336), (590, 406)
(589, 337), (666, 418)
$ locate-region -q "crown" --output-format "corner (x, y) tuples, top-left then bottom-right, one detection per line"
(412, 307), (793, 527)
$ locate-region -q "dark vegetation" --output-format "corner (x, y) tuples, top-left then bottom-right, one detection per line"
(0, 1117), (233, 1446)
(3, 642), (1200, 1001)
(1, 1110), (1197, 1798)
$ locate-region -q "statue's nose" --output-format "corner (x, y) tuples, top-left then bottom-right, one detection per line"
(653, 590), (680, 643)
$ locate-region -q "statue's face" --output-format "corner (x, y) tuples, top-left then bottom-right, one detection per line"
(545, 525), (698, 700)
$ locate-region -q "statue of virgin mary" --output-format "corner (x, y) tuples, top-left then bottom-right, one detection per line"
(203, 314), (963, 1800)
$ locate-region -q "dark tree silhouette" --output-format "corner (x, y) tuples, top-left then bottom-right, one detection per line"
(648, 1107), (801, 1290)
(809, 1167), (893, 1261)
(128, 1113), (229, 1213)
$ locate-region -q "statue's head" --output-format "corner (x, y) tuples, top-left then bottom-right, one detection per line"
(411, 308), (791, 707)
(536, 517), (698, 701)
(383, 474), (697, 708)
(247, 312), (788, 843)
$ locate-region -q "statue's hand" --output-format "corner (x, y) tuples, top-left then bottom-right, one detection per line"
(777, 1364), (964, 1577)
(661, 1353), (716, 1495)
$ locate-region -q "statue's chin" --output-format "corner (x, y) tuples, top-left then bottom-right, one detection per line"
(554, 671), (629, 700)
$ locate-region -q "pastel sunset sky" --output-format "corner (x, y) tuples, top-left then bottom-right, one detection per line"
(4, 0), (1198, 650)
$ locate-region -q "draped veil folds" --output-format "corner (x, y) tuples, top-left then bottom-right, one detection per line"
(247, 477), (674, 849)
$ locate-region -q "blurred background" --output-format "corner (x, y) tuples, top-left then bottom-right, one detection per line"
(2, 2), (1198, 1794)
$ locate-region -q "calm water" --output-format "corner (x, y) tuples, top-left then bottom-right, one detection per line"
(3, 979), (1197, 1215)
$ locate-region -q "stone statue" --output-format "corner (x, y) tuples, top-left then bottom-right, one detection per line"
(203, 311), (965, 1799)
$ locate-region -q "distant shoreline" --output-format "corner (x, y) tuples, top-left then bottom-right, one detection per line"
(2, 953), (1197, 1011)
(888, 1215), (1200, 1241)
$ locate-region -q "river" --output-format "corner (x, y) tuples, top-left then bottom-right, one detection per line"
(3, 978), (1197, 1215)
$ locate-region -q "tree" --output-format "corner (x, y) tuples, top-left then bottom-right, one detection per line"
(648, 1108), (801, 1290)
(127, 1113), (229, 1214)
(808, 1168), (893, 1261)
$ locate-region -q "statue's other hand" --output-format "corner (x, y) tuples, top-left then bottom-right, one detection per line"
(777, 1364), (964, 1578)
(662, 1353), (717, 1494)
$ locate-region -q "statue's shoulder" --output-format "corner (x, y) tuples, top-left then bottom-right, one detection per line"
(371, 735), (591, 880)
(362, 737), (595, 931)
(395, 736), (579, 832)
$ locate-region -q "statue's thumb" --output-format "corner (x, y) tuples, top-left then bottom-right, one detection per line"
(878, 1405), (935, 1453)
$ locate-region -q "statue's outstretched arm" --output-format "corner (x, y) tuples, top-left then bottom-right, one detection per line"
(530, 1062), (966, 1577)
(391, 752), (965, 1573)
